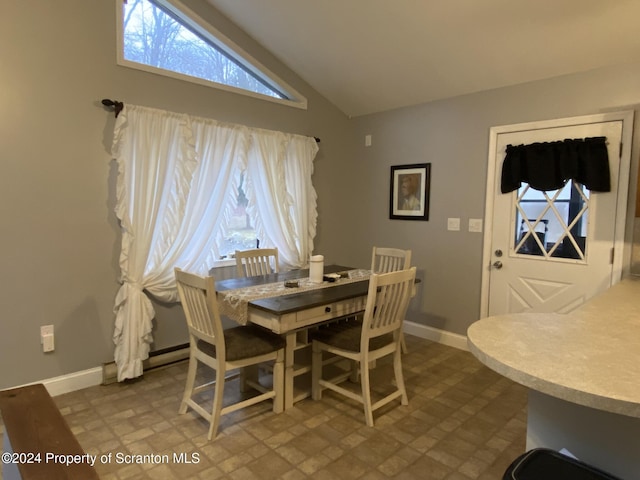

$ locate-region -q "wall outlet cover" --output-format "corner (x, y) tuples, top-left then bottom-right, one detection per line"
(42, 334), (55, 352)
(40, 325), (54, 337)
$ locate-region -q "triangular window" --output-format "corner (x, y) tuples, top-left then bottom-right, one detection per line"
(117, 0), (306, 109)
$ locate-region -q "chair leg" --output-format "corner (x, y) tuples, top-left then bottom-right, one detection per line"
(393, 348), (408, 405)
(207, 366), (226, 440)
(311, 342), (323, 400)
(240, 365), (259, 393)
(272, 351), (284, 414)
(400, 331), (408, 354)
(179, 353), (198, 414)
(239, 366), (246, 392)
(360, 357), (374, 427)
(349, 360), (359, 382)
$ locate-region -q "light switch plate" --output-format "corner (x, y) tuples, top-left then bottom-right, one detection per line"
(447, 218), (460, 231)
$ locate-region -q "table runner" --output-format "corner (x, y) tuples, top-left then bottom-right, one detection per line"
(219, 269), (371, 325)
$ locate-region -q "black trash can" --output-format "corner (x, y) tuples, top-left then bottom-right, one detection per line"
(503, 448), (623, 480)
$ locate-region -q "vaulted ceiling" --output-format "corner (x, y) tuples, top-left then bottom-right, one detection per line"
(207, 0), (640, 117)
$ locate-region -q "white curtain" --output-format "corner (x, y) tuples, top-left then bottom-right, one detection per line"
(111, 104), (318, 381)
(245, 130), (319, 269)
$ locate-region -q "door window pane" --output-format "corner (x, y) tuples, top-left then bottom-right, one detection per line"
(514, 181), (589, 260)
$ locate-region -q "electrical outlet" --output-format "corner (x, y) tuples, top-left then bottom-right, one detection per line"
(365, 134), (372, 147)
(41, 325), (55, 352)
(42, 334), (55, 352)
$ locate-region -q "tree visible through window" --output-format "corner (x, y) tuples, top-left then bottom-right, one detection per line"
(120, 0), (302, 103)
(221, 171), (258, 259)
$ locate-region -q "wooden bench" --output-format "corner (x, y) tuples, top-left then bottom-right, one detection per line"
(0, 384), (99, 479)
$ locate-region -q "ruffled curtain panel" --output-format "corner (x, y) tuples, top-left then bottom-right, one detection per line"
(501, 137), (609, 193)
(111, 104), (319, 381)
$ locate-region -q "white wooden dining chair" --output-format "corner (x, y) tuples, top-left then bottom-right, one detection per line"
(310, 267), (416, 426)
(235, 248), (279, 277)
(174, 268), (285, 440)
(371, 247), (412, 353)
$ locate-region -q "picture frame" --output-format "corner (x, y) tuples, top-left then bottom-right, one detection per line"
(390, 163), (431, 220)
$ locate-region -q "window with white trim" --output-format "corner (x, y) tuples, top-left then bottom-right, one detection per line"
(117, 0), (307, 109)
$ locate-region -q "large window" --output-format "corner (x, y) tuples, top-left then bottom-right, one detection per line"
(117, 0), (306, 109)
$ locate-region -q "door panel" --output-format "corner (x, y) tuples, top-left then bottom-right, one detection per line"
(488, 121), (623, 316)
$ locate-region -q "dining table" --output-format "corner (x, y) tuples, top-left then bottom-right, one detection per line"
(214, 264), (372, 409)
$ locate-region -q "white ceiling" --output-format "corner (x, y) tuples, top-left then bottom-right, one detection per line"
(207, 0), (640, 118)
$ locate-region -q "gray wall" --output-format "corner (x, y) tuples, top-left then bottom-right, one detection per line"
(346, 64), (640, 336)
(0, 0), (353, 389)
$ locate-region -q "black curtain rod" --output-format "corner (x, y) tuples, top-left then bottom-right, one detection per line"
(100, 98), (320, 142)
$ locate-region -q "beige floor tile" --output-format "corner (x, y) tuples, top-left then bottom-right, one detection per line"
(0, 337), (527, 479)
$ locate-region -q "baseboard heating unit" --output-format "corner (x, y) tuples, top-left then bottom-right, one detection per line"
(102, 344), (189, 385)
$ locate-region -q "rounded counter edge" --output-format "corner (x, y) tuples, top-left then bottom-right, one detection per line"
(466, 319), (640, 419)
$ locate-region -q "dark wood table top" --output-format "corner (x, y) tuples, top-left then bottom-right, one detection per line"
(215, 265), (369, 316)
(214, 264), (353, 290)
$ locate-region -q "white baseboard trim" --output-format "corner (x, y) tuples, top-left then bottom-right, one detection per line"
(5, 325), (466, 398)
(404, 321), (469, 351)
(1, 367), (104, 398)
(43, 367), (104, 397)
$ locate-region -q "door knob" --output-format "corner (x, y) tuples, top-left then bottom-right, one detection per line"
(492, 261), (503, 269)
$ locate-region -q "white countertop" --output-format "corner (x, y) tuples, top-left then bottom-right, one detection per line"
(467, 276), (640, 418)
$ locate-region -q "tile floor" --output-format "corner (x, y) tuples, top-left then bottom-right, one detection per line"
(1, 337), (527, 479)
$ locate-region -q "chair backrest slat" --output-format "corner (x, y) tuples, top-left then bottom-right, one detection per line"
(235, 248), (279, 277)
(362, 268), (416, 344)
(371, 247), (411, 274)
(175, 268), (224, 352)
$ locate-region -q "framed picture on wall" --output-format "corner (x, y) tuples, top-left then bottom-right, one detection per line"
(389, 163), (431, 220)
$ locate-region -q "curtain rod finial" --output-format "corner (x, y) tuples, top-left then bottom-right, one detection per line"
(102, 98), (124, 118)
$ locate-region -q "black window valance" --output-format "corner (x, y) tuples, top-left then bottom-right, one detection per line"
(500, 136), (610, 193)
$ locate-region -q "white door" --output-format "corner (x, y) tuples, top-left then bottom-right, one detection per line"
(481, 112), (633, 317)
